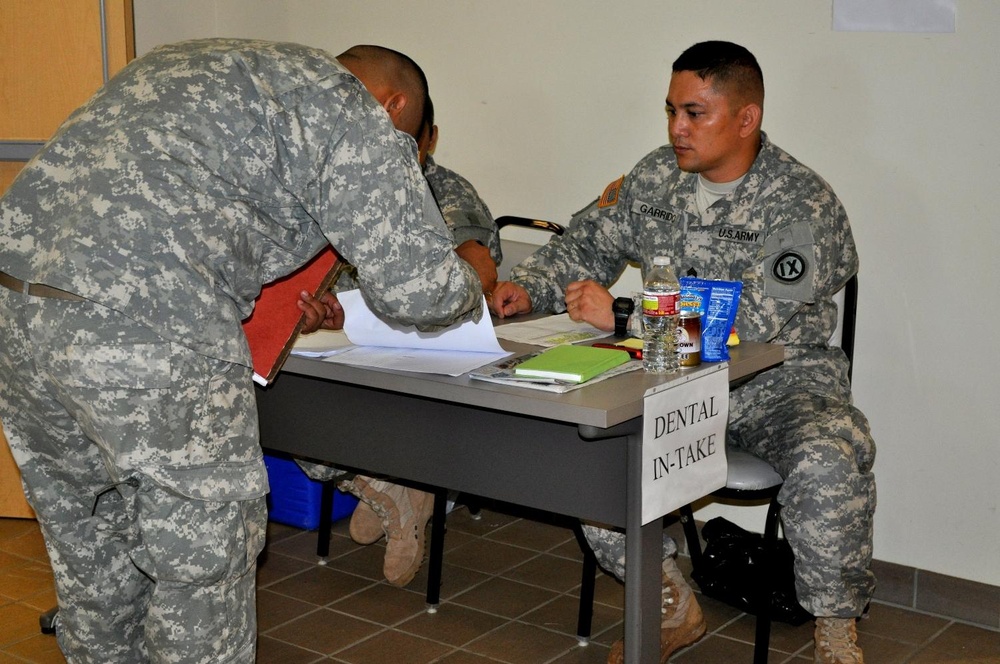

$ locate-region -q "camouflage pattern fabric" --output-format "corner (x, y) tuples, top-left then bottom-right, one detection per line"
(424, 155), (502, 265)
(579, 524), (678, 581)
(0, 38), (481, 661)
(515, 134), (876, 618)
(0, 290), (266, 662)
(0, 38), (482, 366)
(296, 459), (349, 483)
(330, 154), (500, 294)
(302, 155), (500, 482)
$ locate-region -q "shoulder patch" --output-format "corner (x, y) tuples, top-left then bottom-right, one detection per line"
(598, 176), (624, 208)
(771, 250), (808, 284)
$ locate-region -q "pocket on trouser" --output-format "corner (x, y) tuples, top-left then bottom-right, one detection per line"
(129, 479), (266, 663)
(131, 480), (265, 584)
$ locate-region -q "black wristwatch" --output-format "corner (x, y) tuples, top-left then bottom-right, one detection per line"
(613, 297), (634, 338)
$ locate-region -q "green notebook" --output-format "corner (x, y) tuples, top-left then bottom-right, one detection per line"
(513, 344), (631, 383)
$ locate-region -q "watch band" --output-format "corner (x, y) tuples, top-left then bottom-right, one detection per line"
(613, 297), (634, 338)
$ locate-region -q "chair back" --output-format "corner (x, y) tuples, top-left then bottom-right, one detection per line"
(829, 275), (859, 383)
(495, 216), (565, 282)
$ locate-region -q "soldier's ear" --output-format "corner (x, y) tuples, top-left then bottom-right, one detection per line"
(738, 103), (762, 138)
(383, 92), (407, 124)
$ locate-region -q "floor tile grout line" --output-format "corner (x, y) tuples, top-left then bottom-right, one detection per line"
(7, 516), (1000, 663)
(868, 597), (1000, 633)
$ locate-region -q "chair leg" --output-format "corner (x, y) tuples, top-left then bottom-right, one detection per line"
(456, 492), (482, 520)
(316, 480), (335, 562)
(679, 503), (704, 571)
(572, 523), (597, 644)
(425, 489), (448, 611)
(39, 606), (59, 635)
(753, 495), (782, 664)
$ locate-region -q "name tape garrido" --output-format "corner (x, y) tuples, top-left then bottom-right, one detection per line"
(641, 363), (729, 525)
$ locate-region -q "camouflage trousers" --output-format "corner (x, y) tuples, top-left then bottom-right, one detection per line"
(582, 386), (875, 619)
(295, 458), (349, 482)
(0, 287), (267, 663)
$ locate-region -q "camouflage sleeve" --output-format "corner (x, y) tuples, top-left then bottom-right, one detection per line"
(424, 158), (502, 265)
(302, 88), (482, 330)
(511, 195), (636, 313)
(737, 173), (858, 343)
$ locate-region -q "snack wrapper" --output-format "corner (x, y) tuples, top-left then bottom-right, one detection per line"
(678, 277), (743, 362)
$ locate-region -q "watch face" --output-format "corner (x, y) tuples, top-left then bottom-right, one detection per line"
(613, 297), (634, 315)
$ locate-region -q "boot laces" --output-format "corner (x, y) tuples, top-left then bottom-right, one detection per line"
(816, 618), (862, 663)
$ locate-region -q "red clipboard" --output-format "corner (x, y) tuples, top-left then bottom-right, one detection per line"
(242, 246), (345, 385)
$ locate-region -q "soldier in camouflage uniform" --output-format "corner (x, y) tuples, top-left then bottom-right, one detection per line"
(491, 41), (875, 664)
(423, 154), (501, 292)
(420, 96), (502, 295)
(0, 39), (480, 663)
(300, 90), (503, 587)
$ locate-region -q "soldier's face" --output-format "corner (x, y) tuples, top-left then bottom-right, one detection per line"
(666, 71), (746, 183)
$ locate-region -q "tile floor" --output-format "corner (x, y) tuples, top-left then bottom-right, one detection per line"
(1, 503), (999, 663)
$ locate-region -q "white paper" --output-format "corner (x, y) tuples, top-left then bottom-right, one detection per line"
(494, 313), (607, 347)
(833, 0), (955, 33)
(324, 345), (507, 377)
(339, 289), (506, 353)
(289, 290), (510, 376)
(290, 328), (354, 358)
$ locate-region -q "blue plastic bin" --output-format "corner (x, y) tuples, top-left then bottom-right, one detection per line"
(263, 454), (359, 530)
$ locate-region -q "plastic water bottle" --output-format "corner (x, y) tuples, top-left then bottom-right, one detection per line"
(642, 256), (680, 373)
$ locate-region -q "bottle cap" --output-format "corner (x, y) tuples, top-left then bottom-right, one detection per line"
(653, 256), (671, 266)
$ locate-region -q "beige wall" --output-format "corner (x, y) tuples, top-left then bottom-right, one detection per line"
(133, 0), (1000, 587)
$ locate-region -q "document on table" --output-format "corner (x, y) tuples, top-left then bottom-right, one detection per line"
(494, 313), (607, 347)
(289, 328), (354, 358)
(290, 290), (510, 376)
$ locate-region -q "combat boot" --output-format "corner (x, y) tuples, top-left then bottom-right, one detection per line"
(381, 485), (434, 586)
(814, 617), (864, 663)
(339, 477), (386, 545)
(348, 495), (385, 545)
(343, 476), (434, 586)
(607, 556), (706, 663)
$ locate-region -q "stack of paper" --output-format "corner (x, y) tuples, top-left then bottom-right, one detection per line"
(290, 290), (511, 376)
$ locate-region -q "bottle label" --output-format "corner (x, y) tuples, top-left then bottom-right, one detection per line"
(642, 292), (679, 317)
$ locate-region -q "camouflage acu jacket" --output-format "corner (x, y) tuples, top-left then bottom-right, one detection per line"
(424, 155), (502, 265)
(513, 133), (858, 399)
(0, 39), (481, 365)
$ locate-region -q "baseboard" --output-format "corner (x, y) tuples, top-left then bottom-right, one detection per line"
(669, 517), (1000, 631)
(871, 558), (1000, 630)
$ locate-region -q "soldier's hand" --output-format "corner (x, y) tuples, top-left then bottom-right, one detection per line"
(489, 281), (532, 319)
(298, 290), (344, 332)
(564, 280), (614, 331)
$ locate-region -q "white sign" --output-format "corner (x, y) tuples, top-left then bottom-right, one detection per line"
(641, 365), (729, 525)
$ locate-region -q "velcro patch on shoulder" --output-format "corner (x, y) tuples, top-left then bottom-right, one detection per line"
(771, 250), (808, 284)
(598, 176), (624, 208)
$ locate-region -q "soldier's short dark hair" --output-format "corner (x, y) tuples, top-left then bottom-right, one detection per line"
(418, 95), (435, 143)
(338, 45), (430, 136)
(673, 41), (764, 109)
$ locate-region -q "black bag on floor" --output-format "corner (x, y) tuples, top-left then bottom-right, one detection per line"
(690, 516), (813, 626)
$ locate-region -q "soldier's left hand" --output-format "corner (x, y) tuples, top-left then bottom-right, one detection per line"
(298, 290), (344, 332)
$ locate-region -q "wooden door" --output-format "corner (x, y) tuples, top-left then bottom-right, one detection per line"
(0, 0), (135, 518)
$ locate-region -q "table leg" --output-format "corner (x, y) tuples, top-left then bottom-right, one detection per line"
(624, 429), (662, 663)
(425, 489), (447, 611)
